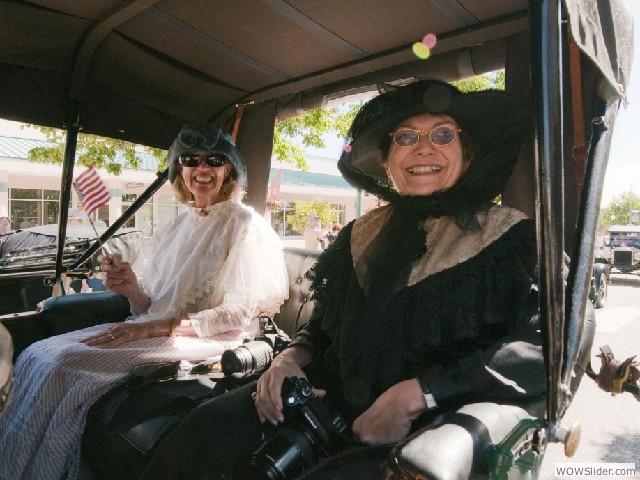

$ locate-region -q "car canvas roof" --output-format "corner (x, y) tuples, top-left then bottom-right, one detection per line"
(608, 224), (640, 233)
(1, 0), (531, 148)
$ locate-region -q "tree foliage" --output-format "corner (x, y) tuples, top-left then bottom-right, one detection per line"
(453, 71), (505, 92)
(24, 104), (360, 175)
(273, 103), (361, 171)
(24, 126), (167, 176)
(288, 201), (333, 234)
(598, 191), (640, 233)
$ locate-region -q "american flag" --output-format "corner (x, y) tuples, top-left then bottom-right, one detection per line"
(74, 166), (111, 215)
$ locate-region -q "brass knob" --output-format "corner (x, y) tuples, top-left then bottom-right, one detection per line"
(555, 422), (581, 457)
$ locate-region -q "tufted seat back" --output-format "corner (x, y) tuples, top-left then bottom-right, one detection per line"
(276, 248), (321, 339)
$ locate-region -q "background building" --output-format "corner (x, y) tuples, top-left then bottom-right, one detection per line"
(0, 135), (377, 245)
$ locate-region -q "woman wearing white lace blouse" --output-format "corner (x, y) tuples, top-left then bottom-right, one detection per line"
(83, 123), (288, 346)
(0, 124), (288, 480)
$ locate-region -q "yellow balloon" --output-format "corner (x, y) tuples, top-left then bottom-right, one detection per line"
(412, 42), (430, 60)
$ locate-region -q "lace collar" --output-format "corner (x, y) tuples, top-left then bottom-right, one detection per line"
(186, 199), (235, 219)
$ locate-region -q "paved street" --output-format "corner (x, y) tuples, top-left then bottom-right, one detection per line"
(540, 273), (640, 479)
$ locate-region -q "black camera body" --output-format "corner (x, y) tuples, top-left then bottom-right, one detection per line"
(245, 376), (348, 480)
(220, 316), (290, 377)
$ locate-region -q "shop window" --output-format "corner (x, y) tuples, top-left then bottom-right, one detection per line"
(10, 188), (60, 228)
(122, 193), (153, 237)
(157, 194), (186, 226)
(330, 204), (346, 225)
(270, 201), (297, 237)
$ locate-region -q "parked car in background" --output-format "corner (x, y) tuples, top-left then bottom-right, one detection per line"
(0, 224), (142, 316)
(595, 224), (640, 275)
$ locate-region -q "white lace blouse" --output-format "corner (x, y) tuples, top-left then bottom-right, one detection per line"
(127, 199), (288, 339)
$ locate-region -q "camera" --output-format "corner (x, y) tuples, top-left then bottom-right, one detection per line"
(244, 376), (348, 480)
(220, 316), (290, 377)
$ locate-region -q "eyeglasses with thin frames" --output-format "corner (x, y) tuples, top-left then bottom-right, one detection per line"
(389, 125), (461, 148)
(178, 153), (229, 168)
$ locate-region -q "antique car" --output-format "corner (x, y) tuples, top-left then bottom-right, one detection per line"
(0, 224), (143, 316)
(1, 0), (638, 479)
(604, 224), (640, 274)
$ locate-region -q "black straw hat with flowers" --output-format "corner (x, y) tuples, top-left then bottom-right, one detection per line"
(168, 124), (247, 187)
(338, 79), (528, 215)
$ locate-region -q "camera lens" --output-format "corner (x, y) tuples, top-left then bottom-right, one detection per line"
(221, 341), (274, 376)
(245, 423), (318, 480)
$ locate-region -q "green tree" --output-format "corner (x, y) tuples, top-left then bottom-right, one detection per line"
(274, 103), (361, 170)
(453, 71), (505, 92)
(288, 201), (333, 235)
(24, 126), (166, 176)
(24, 104), (361, 175)
(598, 191), (640, 233)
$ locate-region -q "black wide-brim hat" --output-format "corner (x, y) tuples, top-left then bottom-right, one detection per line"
(338, 79), (528, 207)
(168, 124), (247, 187)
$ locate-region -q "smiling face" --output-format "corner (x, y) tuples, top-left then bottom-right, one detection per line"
(384, 113), (469, 196)
(179, 150), (233, 207)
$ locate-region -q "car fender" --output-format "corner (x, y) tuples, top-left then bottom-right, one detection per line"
(593, 262), (609, 284)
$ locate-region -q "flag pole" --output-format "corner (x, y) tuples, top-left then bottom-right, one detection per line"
(85, 213), (112, 258)
(73, 166), (114, 261)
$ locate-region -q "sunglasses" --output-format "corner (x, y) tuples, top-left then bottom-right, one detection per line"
(178, 153), (229, 168)
(389, 126), (461, 148)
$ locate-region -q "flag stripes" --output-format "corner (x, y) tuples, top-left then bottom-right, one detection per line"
(73, 167), (111, 215)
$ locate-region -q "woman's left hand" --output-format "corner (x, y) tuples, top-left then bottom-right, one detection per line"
(351, 379), (426, 445)
(81, 319), (172, 348)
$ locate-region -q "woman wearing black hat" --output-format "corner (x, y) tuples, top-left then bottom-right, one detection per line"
(139, 80), (545, 479)
(0, 124), (288, 480)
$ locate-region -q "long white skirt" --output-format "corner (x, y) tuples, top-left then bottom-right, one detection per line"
(0, 323), (238, 480)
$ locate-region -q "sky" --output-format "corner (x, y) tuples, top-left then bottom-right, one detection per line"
(602, 0), (640, 207)
(1, 0), (639, 207)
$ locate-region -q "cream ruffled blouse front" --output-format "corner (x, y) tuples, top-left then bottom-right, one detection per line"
(128, 199), (289, 339)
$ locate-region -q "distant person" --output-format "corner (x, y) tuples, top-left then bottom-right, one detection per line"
(327, 222), (343, 246)
(303, 212), (327, 249)
(0, 216), (12, 235)
(19, 218), (31, 229)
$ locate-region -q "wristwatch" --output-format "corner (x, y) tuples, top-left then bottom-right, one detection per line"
(417, 375), (438, 410)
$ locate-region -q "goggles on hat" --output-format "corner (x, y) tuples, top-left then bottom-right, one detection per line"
(389, 125), (461, 148)
(178, 153), (229, 168)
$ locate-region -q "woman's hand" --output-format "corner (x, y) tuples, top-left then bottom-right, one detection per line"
(171, 318), (199, 338)
(253, 346), (321, 426)
(98, 254), (137, 294)
(81, 318), (173, 348)
(351, 379), (426, 445)
(98, 254), (151, 314)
